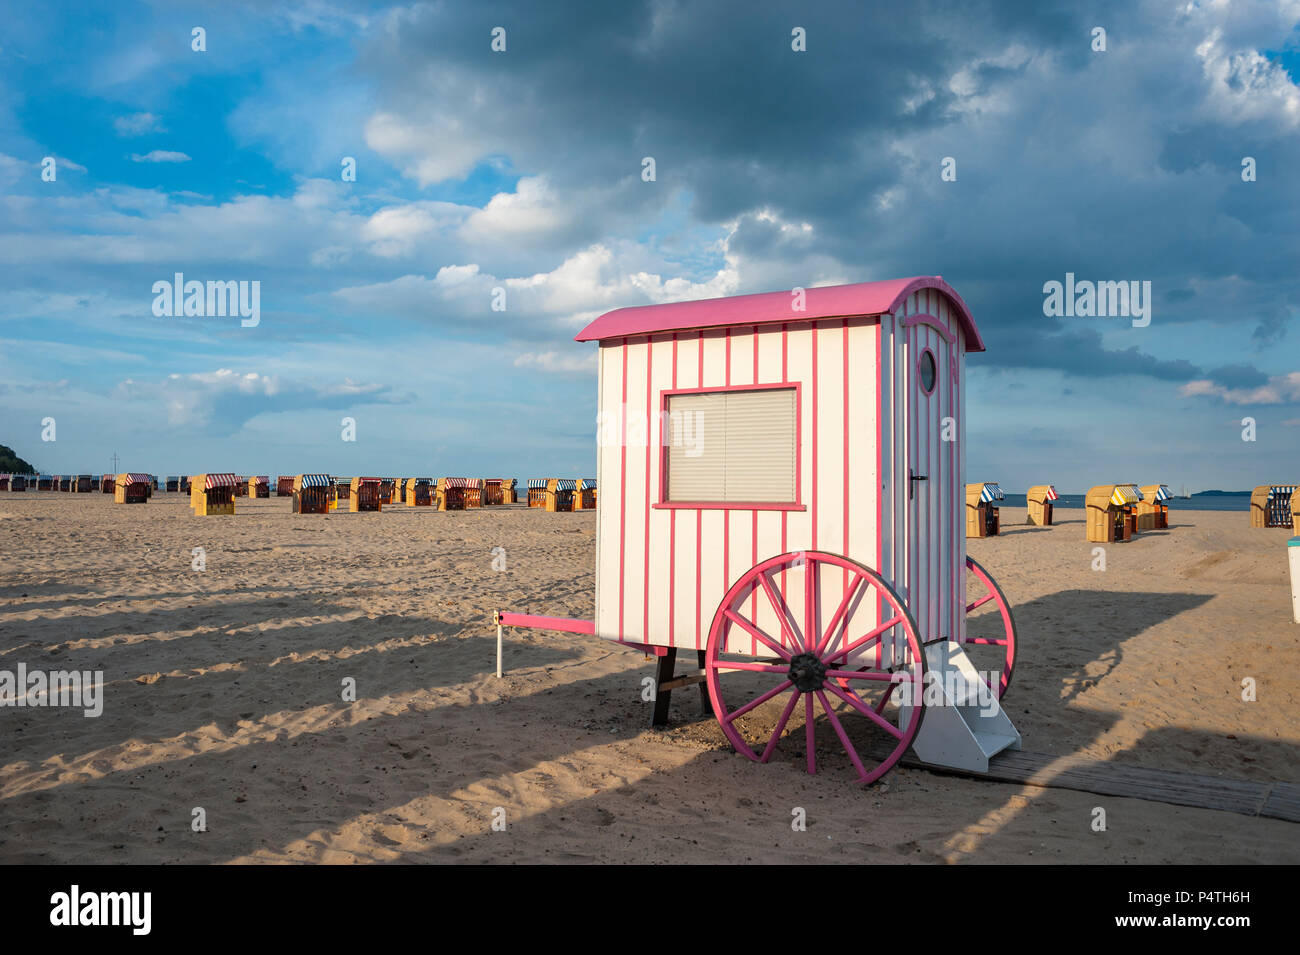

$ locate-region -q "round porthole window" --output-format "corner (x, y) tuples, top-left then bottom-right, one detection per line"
(919, 349), (937, 394)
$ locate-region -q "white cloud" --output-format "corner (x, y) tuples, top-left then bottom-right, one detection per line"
(945, 44), (1038, 116)
(274, 0), (373, 34)
(130, 150), (191, 163)
(114, 112), (163, 136)
(364, 110), (491, 186)
(513, 350), (596, 375)
(461, 177), (572, 242)
(331, 243), (740, 336)
(361, 201), (468, 257)
(0, 153), (29, 184)
(0, 179), (373, 270)
(1179, 372), (1300, 405)
(1194, 26), (1300, 128)
(115, 368), (403, 433)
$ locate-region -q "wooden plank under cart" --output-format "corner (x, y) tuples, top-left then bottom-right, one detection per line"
(892, 746), (1300, 823)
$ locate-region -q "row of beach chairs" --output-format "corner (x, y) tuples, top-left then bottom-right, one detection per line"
(0, 474), (284, 497)
(189, 474), (386, 515)
(184, 476), (591, 516)
(0, 474), (155, 493)
(964, 483), (1060, 538)
(1082, 483), (1297, 537)
(0, 473), (163, 496)
(526, 478), (597, 511)
(188, 475), (394, 515)
(10, 471), (1295, 531)
(1083, 484), (1173, 542)
(964, 483), (1178, 542)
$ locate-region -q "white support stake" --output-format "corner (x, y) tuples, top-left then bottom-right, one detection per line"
(1288, 537), (1300, 624)
(496, 622), (504, 677)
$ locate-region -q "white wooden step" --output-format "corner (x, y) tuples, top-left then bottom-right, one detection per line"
(972, 730), (1020, 759)
(905, 641), (1021, 773)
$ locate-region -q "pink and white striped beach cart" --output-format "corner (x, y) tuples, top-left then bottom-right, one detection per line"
(497, 276), (1021, 784)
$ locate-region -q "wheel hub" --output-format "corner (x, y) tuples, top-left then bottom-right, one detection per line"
(787, 652), (827, 692)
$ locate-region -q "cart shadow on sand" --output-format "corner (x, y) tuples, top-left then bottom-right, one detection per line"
(284, 581), (1295, 861)
(422, 585), (1293, 863)
(469, 585), (1289, 854)
(0, 581), (324, 615)
(0, 571), (597, 742)
(0, 582), (105, 605)
(5, 585), (1295, 863)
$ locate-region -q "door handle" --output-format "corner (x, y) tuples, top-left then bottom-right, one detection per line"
(909, 468), (928, 500)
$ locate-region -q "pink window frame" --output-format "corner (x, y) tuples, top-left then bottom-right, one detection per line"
(653, 381), (805, 512)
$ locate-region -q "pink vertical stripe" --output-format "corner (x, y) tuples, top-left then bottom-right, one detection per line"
(696, 509), (703, 651)
(917, 317), (925, 641)
(950, 297), (961, 641)
(925, 298), (935, 639)
(619, 339), (628, 638)
(927, 293), (938, 636)
(643, 338), (653, 643)
(930, 293), (938, 640)
(876, 316), (884, 669)
(934, 294), (942, 640)
(923, 300), (931, 639)
(842, 319), (850, 590)
(937, 295), (943, 639)
(923, 295), (932, 641)
(752, 326), (759, 626)
(696, 331), (704, 650)
(909, 312), (916, 652)
(725, 328), (731, 384)
(669, 334), (677, 647)
(810, 322), (819, 657)
(890, 308), (899, 669)
(919, 294), (926, 640)
(952, 295), (958, 639)
(811, 323), (818, 554)
(781, 324), (789, 602)
(723, 330), (734, 649)
(724, 331), (730, 579)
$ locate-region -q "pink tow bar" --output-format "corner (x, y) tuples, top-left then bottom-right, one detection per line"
(494, 612), (594, 634)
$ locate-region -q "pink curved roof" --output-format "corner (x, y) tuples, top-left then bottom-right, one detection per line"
(574, 275), (984, 352)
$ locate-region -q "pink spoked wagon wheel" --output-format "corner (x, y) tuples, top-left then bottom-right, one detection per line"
(962, 555), (1018, 699)
(704, 551), (926, 785)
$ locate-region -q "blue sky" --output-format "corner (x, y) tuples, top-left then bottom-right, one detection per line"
(1, 0), (1297, 491)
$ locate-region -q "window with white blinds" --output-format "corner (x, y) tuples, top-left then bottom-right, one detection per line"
(664, 387), (798, 504)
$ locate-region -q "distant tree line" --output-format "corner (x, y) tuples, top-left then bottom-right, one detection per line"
(0, 444), (36, 474)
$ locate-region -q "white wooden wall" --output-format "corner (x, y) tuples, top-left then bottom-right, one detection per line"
(594, 319), (883, 656)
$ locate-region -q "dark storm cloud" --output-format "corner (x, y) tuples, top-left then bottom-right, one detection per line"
(992, 327), (1201, 382)
(1205, 363), (1270, 389)
(358, 0), (1112, 230)
(357, 0), (1297, 376)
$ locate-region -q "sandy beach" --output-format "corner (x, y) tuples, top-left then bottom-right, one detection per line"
(0, 494), (1296, 864)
